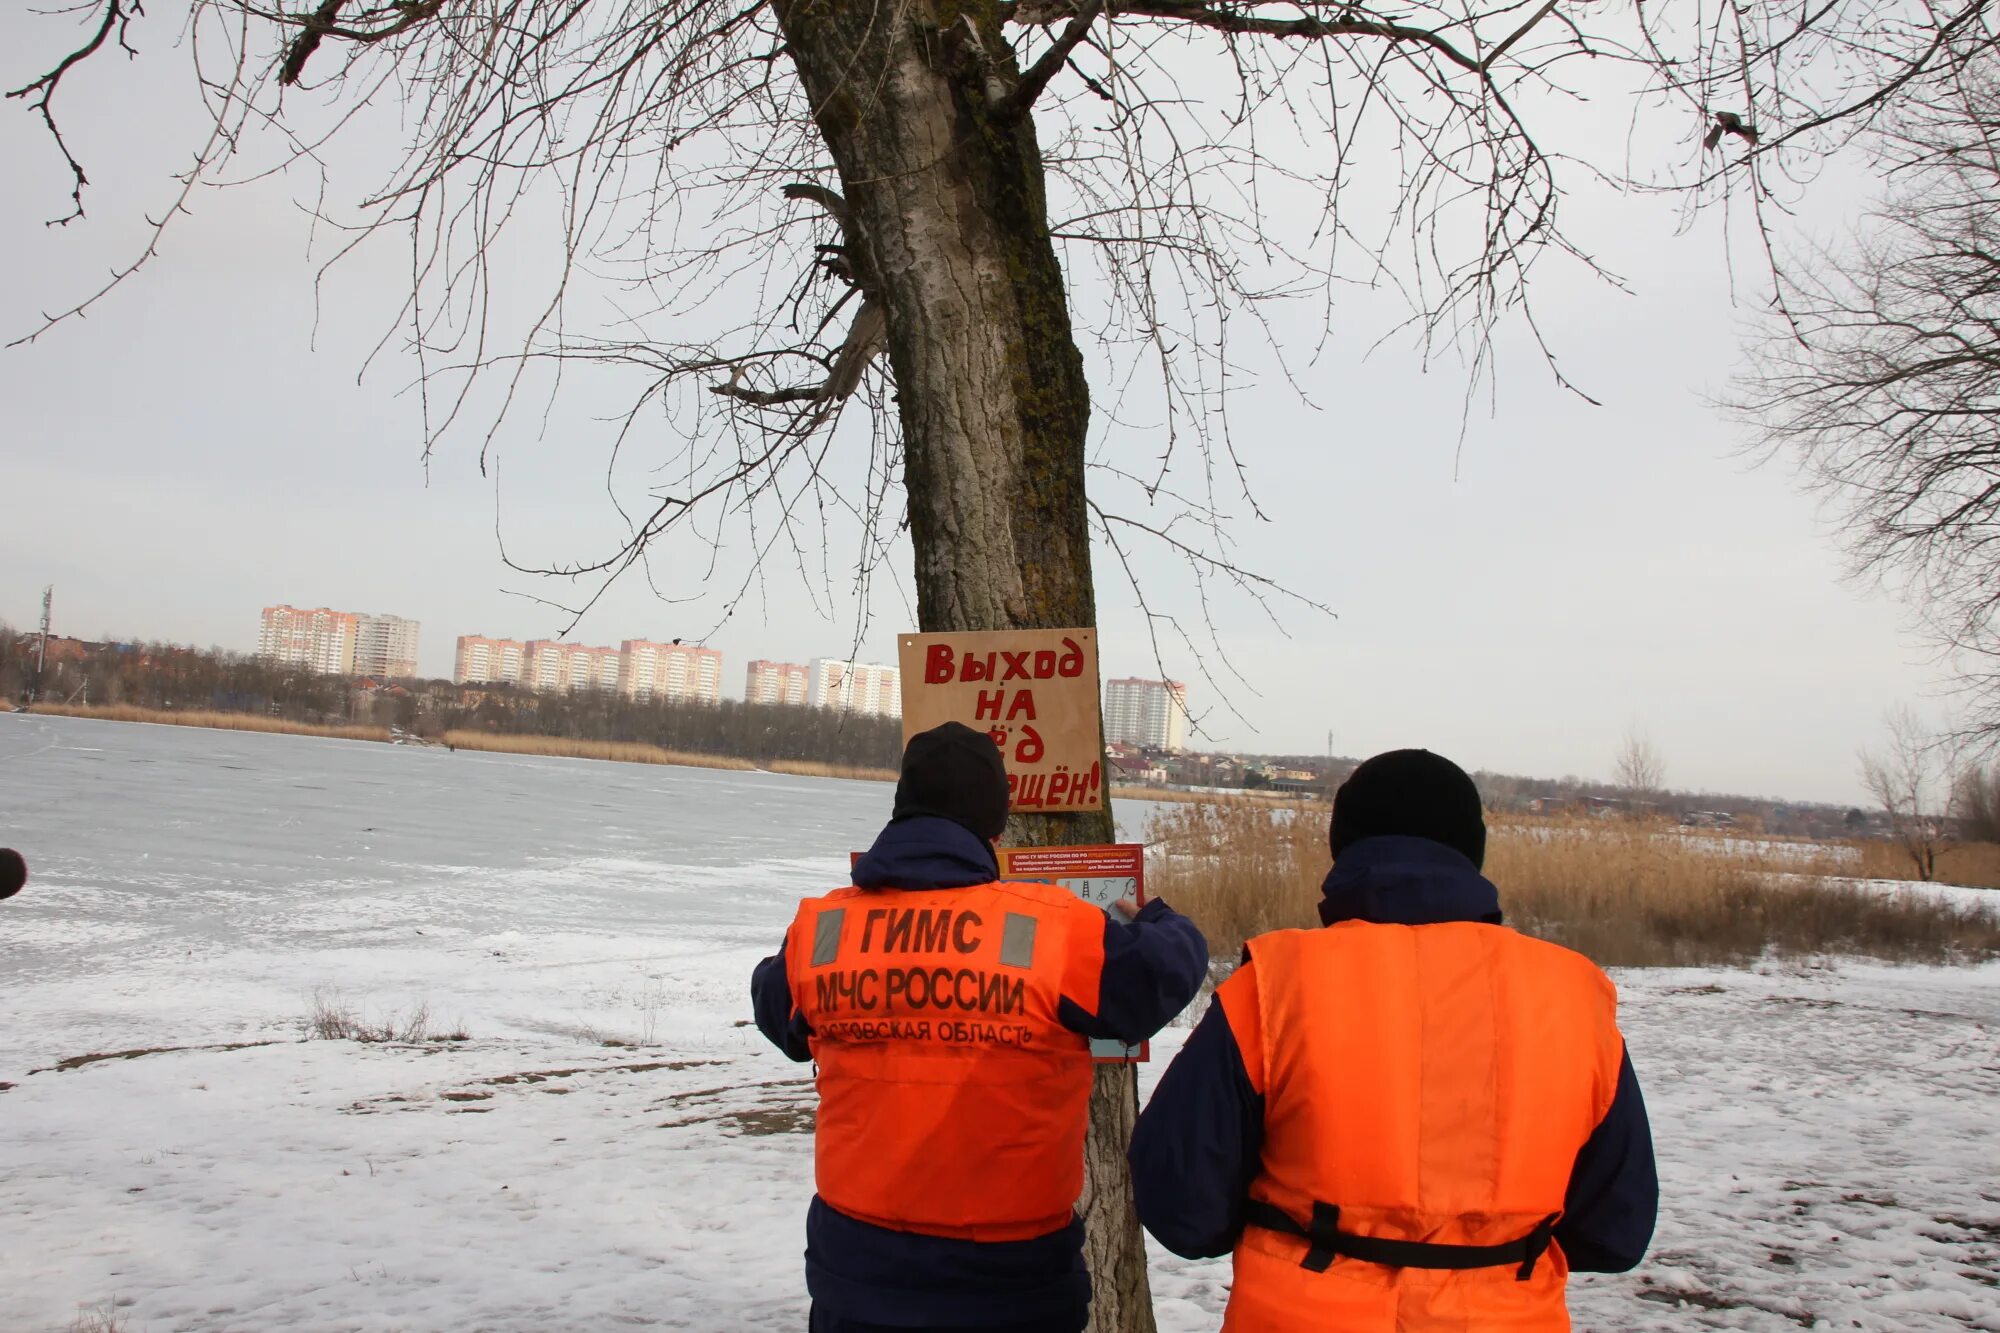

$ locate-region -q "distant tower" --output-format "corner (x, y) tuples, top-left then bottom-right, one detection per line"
(34, 585), (52, 702)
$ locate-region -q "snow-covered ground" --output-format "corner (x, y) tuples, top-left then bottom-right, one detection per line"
(3, 715), (1996, 1331)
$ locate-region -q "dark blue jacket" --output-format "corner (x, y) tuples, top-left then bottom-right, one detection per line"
(1128, 835), (1657, 1273)
(751, 816), (1209, 1326)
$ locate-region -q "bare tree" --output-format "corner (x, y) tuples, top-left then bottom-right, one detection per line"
(1860, 708), (1957, 882)
(10, 3), (1992, 1328)
(1613, 727), (1667, 804)
(1953, 761), (2000, 844)
(1736, 42), (2000, 743)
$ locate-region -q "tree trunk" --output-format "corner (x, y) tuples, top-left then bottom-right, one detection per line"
(772, 4), (1155, 1331)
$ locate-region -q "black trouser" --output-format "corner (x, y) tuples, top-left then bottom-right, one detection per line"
(808, 1302), (1089, 1333)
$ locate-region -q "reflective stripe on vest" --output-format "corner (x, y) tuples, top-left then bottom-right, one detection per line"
(1221, 922), (1624, 1333)
(784, 880), (1099, 1242)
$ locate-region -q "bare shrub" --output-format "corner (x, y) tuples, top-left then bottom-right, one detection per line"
(1860, 708), (1957, 880)
(305, 992), (450, 1044)
(1612, 729), (1668, 801)
(1148, 805), (2000, 971)
(66, 1302), (127, 1333)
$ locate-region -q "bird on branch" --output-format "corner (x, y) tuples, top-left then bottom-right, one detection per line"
(1703, 111), (1759, 150)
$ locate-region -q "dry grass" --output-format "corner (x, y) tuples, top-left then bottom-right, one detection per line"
(442, 730), (755, 770)
(1847, 836), (2000, 889)
(1147, 801), (2000, 971)
(66, 1302), (128, 1333)
(29, 702), (389, 743)
(764, 758), (896, 782)
(1113, 784), (1302, 805)
(304, 992), (468, 1044)
(443, 732), (897, 780)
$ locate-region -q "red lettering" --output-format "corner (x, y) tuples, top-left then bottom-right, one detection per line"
(1001, 651), (1031, 681)
(1016, 772), (1048, 806)
(1014, 725), (1044, 765)
(1049, 771), (1071, 803)
(974, 688), (1004, 720)
(962, 652), (994, 682)
(1006, 690), (1036, 721)
(924, 644), (955, 684)
(1057, 637), (1084, 677)
(1033, 650), (1056, 678)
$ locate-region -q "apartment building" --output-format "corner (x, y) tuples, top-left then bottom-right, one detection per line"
(453, 635), (527, 686)
(257, 606), (359, 676)
(1103, 677), (1189, 751)
(745, 659), (810, 706)
(353, 614), (421, 679)
(622, 640), (723, 703)
(808, 658), (902, 717)
(524, 641), (622, 693)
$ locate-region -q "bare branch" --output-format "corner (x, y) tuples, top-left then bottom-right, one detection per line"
(6, 0), (144, 225)
(996, 0), (1105, 119)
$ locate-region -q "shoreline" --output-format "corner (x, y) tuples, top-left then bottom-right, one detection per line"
(9, 704), (897, 783)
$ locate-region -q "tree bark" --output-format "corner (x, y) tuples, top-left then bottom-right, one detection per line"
(771, 4), (1154, 1331)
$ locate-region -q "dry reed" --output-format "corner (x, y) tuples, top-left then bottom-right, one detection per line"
(1146, 802), (2000, 970)
(1111, 784), (1303, 806)
(1847, 836), (2000, 889)
(27, 703), (389, 743)
(441, 730), (755, 770)
(765, 758), (896, 782)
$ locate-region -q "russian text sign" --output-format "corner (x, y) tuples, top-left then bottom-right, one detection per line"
(898, 628), (1104, 813)
(1000, 843), (1147, 1063)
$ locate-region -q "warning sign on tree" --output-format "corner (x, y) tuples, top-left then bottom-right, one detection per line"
(898, 628), (1104, 813)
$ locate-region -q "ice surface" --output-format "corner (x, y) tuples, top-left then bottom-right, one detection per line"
(3, 714), (1996, 1331)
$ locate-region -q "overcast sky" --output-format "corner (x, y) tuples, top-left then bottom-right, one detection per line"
(0, 7), (1957, 806)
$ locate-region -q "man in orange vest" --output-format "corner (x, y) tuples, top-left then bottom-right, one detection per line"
(753, 721), (1208, 1332)
(1129, 749), (1656, 1330)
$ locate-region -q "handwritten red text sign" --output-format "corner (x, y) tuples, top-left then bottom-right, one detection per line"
(897, 628), (1104, 813)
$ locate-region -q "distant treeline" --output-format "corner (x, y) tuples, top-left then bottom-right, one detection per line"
(440, 684), (901, 770)
(1, 629), (353, 719)
(0, 627), (901, 772)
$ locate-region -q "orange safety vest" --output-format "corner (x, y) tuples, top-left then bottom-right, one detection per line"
(1218, 922), (1625, 1332)
(784, 880), (1106, 1241)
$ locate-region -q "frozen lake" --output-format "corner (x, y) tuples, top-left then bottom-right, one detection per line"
(3, 714), (1997, 1332)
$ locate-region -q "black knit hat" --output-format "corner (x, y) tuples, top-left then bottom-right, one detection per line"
(1330, 749), (1487, 869)
(892, 722), (1010, 840)
(0, 848), (25, 902)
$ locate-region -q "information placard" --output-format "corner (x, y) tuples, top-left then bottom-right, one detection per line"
(898, 628), (1104, 813)
(1000, 843), (1147, 1063)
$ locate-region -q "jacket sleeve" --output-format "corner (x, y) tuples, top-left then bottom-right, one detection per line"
(1128, 969), (1266, 1259)
(1056, 897), (1209, 1044)
(1556, 1044), (1658, 1272)
(750, 939), (814, 1062)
